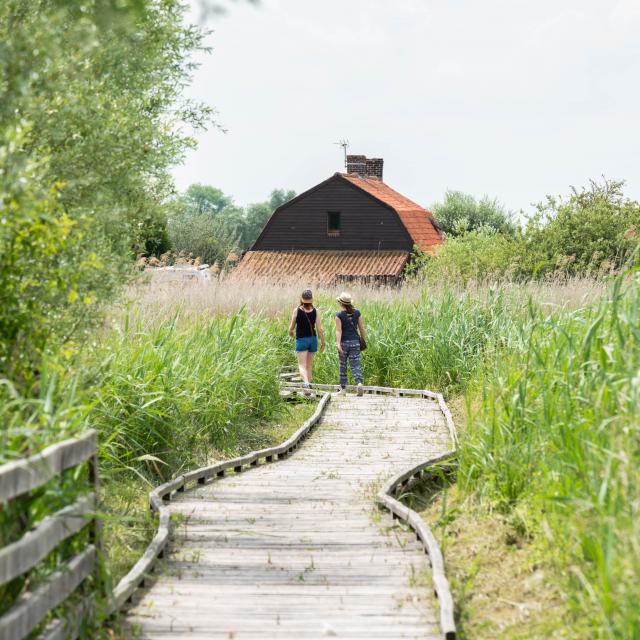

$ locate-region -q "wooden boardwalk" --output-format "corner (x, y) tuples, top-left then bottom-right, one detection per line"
(126, 393), (452, 639)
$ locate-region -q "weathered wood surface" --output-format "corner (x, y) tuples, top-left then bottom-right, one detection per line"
(0, 431), (97, 503)
(0, 546), (95, 640)
(126, 394), (452, 639)
(0, 494), (95, 586)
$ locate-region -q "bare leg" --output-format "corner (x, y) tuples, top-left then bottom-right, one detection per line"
(296, 351), (309, 383)
(306, 351), (315, 383)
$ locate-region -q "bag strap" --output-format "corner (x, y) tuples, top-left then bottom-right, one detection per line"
(301, 306), (315, 336)
(344, 311), (360, 337)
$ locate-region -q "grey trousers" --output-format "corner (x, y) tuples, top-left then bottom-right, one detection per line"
(339, 339), (363, 387)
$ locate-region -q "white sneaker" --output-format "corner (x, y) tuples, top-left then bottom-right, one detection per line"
(357, 383), (364, 397)
(335, 387), (346, 396)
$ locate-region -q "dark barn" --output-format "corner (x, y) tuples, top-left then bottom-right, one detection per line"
(233, 155), (442, 283)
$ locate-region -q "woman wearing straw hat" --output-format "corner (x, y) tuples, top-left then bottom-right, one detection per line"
(335, 291), (366, 396)
(288, 289), (325, 396)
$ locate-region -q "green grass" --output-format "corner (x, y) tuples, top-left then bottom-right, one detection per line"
(456, 276), (640, 638)
(2, 275), (638, 638)
(310, 287), (516, 393)
(306, 276), (638, 637)
(85, 308), (287, 480)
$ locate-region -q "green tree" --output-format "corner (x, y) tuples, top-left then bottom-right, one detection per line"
(242, 188), (295, 248)
(522, 178), (640, 275)
(0, 0), (211, 386)
(168, 202), (239, 266)
(168, 185), (296, 255)
(432, 190), (515, 237)
(184, 184), (232, 216)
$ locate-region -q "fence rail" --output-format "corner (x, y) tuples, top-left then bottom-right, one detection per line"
(0, 431), (98, 640)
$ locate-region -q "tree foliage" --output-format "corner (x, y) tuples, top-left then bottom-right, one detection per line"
(417, 179), (639, 282)
(167, 184), (295, 265)
(431, 190), (515, 237)
(0, 0), (210, 387)
(521, 178), (640, 276)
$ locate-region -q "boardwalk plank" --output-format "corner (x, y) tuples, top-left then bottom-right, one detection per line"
(126, 395), (450, 639)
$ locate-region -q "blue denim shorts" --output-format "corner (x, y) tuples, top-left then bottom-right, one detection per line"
(295, 336), (318, 353)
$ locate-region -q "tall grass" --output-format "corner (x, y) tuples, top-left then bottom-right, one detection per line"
(84, 309), (285, 480)
(3, 271), (633, 636)
(457, 275), (640, 638)
(311, 288), (518, 392)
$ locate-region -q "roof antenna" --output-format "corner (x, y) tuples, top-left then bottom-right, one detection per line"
(334, 139), (349, 169)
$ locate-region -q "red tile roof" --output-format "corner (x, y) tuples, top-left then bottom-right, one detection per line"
(339, 173), (442, 252)
(231, 250), (409, 282)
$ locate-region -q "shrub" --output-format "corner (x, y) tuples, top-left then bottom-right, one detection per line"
(0, 129), (123, 388)
(167, 203), (240, 267)
(521, 178), (640, 276)
(413, 229), (524, 283)
(431, 190), (515, 237)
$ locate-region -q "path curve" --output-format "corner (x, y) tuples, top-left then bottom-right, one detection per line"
(126, 393), (452, 639)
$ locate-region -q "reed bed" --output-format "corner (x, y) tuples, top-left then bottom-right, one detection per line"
(118, 271), (639, 636)
(85, 310), (285, 480)
(127, 270), (603, 319)
(458, 275), (640, 638)
(7, 270), (628, 636)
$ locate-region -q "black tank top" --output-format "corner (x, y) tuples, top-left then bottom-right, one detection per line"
(295, 307), (317, 338)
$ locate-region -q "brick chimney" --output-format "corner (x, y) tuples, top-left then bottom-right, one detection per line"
(365, 157), (384, 181)
(346, 154), (383, 181)
(346, 154), (366, 176)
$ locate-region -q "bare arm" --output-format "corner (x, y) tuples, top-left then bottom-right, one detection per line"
(358, 316), (366, 340)
(288, 308), (297, 337)
(335, 316), (343, 353)
(315, 313), (326, 352)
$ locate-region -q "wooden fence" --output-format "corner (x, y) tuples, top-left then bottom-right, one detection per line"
(0, 386), (459, 639)
(0, 431), (98, 640)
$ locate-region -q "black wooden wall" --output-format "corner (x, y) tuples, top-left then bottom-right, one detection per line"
(251, 175), (413, 251)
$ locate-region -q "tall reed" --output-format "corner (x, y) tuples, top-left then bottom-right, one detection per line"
(458, 275), (640, 637)
(85, 309), (284, 480)
(310, 287), (518, 393)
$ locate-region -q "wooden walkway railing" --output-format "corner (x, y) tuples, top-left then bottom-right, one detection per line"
(2, 386), (458, 639)
(0, 431), (99, 640)
(107, 392), (332, 613)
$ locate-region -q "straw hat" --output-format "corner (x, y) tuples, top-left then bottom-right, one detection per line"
(336, 291), (353, 305)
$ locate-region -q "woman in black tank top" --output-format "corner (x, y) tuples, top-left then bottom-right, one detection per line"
(288, 289), (325, 395)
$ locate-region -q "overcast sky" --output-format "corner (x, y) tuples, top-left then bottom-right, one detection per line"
(172, 0), (640, 216)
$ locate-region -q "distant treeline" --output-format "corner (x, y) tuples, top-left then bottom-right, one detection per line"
(415, 178), (640, 281)
(162, 184), (296, 266)
(166, 177), (640, 281)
